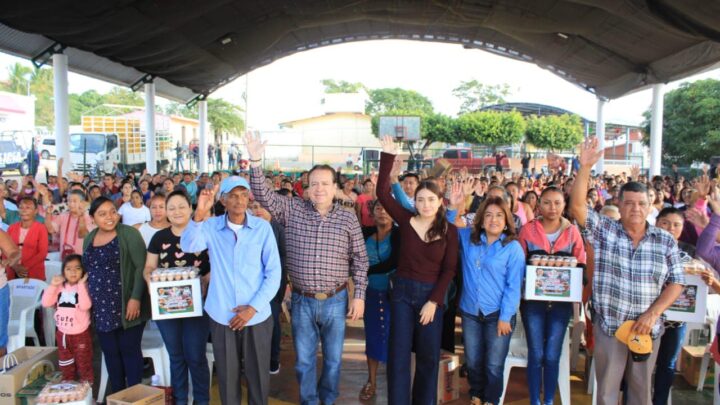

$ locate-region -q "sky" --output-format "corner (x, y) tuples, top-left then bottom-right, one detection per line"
(2, 39), (720, 131)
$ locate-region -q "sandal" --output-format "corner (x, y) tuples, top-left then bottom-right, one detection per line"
(359, 382), (376, 400)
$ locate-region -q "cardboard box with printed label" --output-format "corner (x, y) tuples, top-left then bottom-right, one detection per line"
(437, 351), (460, 404)
(106, 384), (165, 405)
(681, 345), (715, 388)
(0, 347), (57, 405)
(524, 265), (583, 302)
(410, 350), (460, 404)
(148, 272), (203, 320)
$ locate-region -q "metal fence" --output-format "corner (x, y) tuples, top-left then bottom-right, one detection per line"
(254, 143), (646, 175)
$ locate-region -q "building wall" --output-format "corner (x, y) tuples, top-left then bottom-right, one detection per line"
(274, 112), (380, 168)
(0, 92), (35, 147)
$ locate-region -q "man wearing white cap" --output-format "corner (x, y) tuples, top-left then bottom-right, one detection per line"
(181, 176), (281, 405)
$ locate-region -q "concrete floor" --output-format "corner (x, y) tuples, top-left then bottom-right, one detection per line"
(203, 318), (715, 404)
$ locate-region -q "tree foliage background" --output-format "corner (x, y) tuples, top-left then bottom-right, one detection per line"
(642, 79), (720, 165)
(452, 80), (511, 114)
(1, 62), (244, 143)
(456, 110), (526, 150)
(525, 114), (584, 151)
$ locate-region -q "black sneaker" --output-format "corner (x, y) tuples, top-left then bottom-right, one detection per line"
(269, 361), (280, 375)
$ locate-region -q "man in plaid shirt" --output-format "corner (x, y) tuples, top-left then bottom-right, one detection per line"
(570, 138), (684, 405)
(246, 133), (368, 405)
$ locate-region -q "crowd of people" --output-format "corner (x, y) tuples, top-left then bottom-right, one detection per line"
(0, 134), (717, 405)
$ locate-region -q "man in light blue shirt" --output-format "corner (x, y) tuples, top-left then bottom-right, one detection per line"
(180, 172), (198, 206)
(181, 175), (281, 405)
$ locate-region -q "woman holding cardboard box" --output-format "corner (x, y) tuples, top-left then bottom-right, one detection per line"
(518, 186), (586, 405)
(144, 189), (211, 405)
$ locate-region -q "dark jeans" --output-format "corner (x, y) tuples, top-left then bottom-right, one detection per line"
(270, 300), (282, 367)
(521, 301), (572, 405)
(652, 323), (686, 405)
(96, 322), (145, 393)
(460, 309), (515, 404)
(388, 277), (443, 405)
(156, 316), (211, 405)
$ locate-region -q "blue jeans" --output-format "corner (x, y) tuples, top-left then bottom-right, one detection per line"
(96, 322), (145, 393)
(652, 323), (686, 405)
(291, 289), (347, 405)
(156, 316), (211, 405)
(461, 309), (515, 404)
(388, 277), (443, 405)
(0, 285), (8, 349)
(521, 301), (572, 405)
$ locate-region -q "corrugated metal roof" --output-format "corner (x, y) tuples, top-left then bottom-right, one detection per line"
(0, 24), (197, 103)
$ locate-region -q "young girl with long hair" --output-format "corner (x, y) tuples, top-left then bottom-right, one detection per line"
(377, 136), (458, 405)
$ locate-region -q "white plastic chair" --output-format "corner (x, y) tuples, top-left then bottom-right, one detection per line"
(570, 302), (586, 371)
(97, 322), (170, 402)
(7, 279), (47, 352)
(499, 316), (571, 405)
(697, 295), (720, 392)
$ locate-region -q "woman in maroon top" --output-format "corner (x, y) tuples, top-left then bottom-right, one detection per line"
(377, 136), (458, 405)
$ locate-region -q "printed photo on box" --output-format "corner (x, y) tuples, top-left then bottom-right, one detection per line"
(534, 268), (571, 298)
(665, 274), (708, 323)
(156, 285), (194, 315)
(669, 285), (697, 313)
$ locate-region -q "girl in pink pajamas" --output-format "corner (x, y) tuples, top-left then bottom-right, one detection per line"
(42, 254), (93, 383)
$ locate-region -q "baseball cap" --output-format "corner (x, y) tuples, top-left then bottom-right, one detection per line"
(220, 176), (250, 194)
(615, 320), (653, 362)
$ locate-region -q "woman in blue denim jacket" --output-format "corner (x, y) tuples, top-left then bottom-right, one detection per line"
(449, 185), (525, 405)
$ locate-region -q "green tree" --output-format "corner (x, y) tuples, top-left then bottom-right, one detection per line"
(321, 79), (365, 94)
(365, 88), (434, 116)
(525, 114), (584, 151)
(69, 90), (105, 124)
(0, 62), (33, 95)
(164, 102), (198, 119)
(207, 98), (244, 144)
(452, 80), (511, 114)
(642, 79), (720, 165)
(102, 87), (144, 107)
(456, 110), (526, 151)
(30, 68), (54, 128)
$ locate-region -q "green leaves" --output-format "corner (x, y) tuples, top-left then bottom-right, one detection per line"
(365, 88), (434, 116)
(452, 80), (511, 114)
(321, 79), (365, 94)
(642, 79), (720, 165)
(457, 110), (526, 147)
(525, 114), (584, 152)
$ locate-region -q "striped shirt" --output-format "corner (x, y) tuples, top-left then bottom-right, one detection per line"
(250, 167), (369, 300)
(585, 207), (685, 338)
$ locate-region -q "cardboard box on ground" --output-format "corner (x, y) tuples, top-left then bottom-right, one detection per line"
(680, 345), (715, 388)
(106, 385), (165, 405)
(410, 350), (461, 404)
(0, 347), (57, 405)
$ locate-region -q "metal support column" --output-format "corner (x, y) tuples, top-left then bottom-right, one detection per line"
(53, 53), (69, 176)
(650, 84), (664, 177)
(595, 98), (606, 174)
(199, 100), (208, 173)
(145, 82), (157, 174)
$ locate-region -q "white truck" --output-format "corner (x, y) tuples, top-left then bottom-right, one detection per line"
(70, 116), (172, 175)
